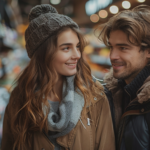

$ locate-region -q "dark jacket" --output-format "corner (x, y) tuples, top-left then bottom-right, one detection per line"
(104, 68), (150, 150)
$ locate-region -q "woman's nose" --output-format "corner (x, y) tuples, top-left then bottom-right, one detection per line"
(72, 48), (81, 59)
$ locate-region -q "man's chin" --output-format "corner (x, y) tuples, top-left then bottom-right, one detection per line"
(113, 71), (124, 79)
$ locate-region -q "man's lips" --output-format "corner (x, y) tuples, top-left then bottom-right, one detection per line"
(112, 64), (124, 67)
(112, 63), (125, 70)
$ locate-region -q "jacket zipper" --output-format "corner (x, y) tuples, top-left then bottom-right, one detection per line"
(118, 89), (133, 150)
(90, 125), (93, 150)
(88, 115), (93, 150)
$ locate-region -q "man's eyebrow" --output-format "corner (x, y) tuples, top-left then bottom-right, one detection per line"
(116, 43), (131, 47)
(108, 42), (132, 47)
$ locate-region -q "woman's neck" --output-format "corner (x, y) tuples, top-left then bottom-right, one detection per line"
(48, 75), (64, 102)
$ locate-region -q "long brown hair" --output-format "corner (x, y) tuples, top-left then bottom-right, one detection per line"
(98, 5), (150, 51)
(9, 26), (101, 150)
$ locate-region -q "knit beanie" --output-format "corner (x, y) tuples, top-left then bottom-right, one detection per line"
(25, 4), (79, 58)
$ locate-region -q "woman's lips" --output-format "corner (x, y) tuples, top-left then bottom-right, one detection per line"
(65, 63), (77, 69)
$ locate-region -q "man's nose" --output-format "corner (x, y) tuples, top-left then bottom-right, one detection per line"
(110, 49), (120, 60)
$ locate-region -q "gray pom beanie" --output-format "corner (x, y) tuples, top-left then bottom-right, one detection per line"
(25, 4), (79, 58)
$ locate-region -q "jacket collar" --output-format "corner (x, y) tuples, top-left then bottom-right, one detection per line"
(56, 80), (105, 149)
(104, 67), (150, 104)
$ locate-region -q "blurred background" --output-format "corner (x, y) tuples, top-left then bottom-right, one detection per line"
(0, 0), (149, 147)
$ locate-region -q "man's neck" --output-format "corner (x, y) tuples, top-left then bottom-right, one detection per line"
(123, 65), (150, 100)
(125, 69), (143, 85)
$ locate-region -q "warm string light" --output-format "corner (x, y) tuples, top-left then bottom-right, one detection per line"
(99, 10), (108, 18)
(50, 0), (61, 5)
(90, 14), (99, 23)
(122, 1), (131, 9)
(89, 0), (137, 22)
(137, 0), (145, 2)
(109, 5), (119, 14)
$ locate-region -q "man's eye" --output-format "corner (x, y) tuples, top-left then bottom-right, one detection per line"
(108, 46), (112, 50)
(120, 47), (127, 50)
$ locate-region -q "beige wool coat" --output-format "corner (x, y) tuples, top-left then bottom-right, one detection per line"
(1, 81), (115, 150)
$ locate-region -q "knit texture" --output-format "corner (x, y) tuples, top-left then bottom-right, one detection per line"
(116, 65), (150, 112)
(124, 64), (150, 100)
(47, 75), (84, 140)
(25, 4), (79, 58)
(48, 101), (60, 150)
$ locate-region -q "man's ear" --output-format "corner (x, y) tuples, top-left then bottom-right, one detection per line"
(146, 48), (150, 63)
(146, 48), (150, 59)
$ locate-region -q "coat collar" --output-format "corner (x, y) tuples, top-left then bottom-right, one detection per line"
(56, 80), (105, 149)
(104, 68), (150, 104)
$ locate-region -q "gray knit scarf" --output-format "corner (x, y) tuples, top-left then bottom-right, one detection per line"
(47, 75), (85, 139)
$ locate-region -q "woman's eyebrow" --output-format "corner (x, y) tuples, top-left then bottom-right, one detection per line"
(59, 43), (72, 47)
(59, 42), (80, 47)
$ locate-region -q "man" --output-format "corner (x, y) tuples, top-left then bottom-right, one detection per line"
(99, 5), (150, 150)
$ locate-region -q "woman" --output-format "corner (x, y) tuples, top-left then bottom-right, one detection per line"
(1, 4), (115, 150)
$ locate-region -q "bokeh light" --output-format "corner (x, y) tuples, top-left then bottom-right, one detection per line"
(90, 14), (99, 23)
(50, 0), (61, 5)
(137, 0), (145, 2)
(109, 5), (119, 14)
(122, 1), (131, 9)
(99, 10), (108, 18)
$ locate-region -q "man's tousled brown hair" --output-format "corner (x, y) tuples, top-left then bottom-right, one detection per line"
(9, 26), (102, 150)
(98, 5), (150, 51)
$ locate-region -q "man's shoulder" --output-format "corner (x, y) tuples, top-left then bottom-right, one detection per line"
(103, 69), (120, 92)
(137, 76), (150, 104)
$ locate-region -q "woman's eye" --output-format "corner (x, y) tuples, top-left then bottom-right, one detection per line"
(62, 47), (69, 50)
(76, 45), (80, 49)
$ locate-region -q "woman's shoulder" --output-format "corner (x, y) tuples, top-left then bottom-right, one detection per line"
(92, 76), (105, 100)
(92, 76), (105, 90)
(90, 77), (108, 109)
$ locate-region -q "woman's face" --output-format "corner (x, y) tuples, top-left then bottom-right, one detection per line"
(52, 28), (81, 77)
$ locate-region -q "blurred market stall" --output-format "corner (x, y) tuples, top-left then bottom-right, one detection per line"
(0, 1), (29, 148)
(0, 0), (149, 148)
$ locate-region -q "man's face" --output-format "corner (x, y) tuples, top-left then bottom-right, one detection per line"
(109, 30), (150, 84)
